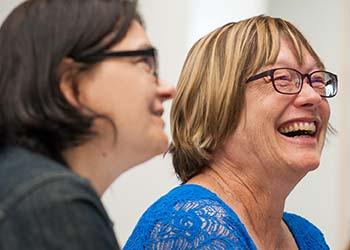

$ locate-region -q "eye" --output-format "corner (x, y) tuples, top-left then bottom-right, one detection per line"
(311, 76), (324, 83)
(272, 69), (298, 92)
(310, 75), (326, 89)
(274, 74), (291, 81)
(136, 56), (154, 73)
(274, 74), (293, 88)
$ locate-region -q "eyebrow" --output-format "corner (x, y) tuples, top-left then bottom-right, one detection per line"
(272, 62), (323, 73)
(134, 42), (154, 50)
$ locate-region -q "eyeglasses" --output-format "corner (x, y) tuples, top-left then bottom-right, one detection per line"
(73, 47), (158, 77)
(245, 67), (338, 98)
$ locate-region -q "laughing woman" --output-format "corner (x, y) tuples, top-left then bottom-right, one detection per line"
(125, 15), (337, 249)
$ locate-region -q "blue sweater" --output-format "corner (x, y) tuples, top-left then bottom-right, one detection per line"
(125, 184), (329, 249)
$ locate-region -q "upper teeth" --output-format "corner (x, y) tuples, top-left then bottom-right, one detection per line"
(279, 122), (316, 134)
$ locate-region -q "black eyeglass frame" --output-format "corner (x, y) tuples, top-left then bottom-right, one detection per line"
(245, 67), (338, 98)
(73, 47), (158, 77)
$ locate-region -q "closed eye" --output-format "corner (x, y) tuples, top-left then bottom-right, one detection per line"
(134, 56), (154, 73)
(275, 75), (291, 81)
(311, 77), (324, 83)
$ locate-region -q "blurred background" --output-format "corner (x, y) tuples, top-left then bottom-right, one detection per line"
(1, 0), (349, 249)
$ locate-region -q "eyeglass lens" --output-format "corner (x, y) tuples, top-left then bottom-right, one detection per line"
(272, 69), (337, 97)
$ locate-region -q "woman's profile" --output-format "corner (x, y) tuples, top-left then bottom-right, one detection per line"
(0, 0), (174, 249)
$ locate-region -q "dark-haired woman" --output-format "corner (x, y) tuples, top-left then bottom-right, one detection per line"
(0, 0), (174, 249)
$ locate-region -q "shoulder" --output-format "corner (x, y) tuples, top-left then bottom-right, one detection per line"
(134, 184), (229, 224)
(0, 147), (119, 250)
(0, 180), (118, 250)
(283, 212), (329, 249)
(14, 172), (103, 212)
(0, 146), (110, 228)
(0, 146), (101, 215)
(125, 184), (255, 250)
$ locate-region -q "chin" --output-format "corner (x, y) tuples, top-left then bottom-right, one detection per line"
(154, 133), (170, 154)
(145, 130), (169, 157)
(292, 157), (320, 173)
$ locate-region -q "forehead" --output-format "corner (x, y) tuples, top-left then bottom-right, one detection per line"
(111, 20), (152, 51)
(273, 37), (320, 72)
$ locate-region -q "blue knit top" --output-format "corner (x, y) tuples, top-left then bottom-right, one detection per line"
(124, 184), (329, 249)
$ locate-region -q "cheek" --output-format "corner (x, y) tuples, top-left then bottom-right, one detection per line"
(244, 96), (277, 136)
(317, 101), (330, 141)
(322, 101), (330, 122)
(243, 98), (288, 161)
(79, 75), (151, 116)
(77, 71), (115, 112)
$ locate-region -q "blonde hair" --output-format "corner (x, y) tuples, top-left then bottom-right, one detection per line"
(169, 15), (324, 183)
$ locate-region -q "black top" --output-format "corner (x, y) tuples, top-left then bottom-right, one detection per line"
(0, 146), (120, 250)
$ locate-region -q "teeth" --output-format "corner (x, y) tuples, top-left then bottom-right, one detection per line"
(279, 122), (316, 134)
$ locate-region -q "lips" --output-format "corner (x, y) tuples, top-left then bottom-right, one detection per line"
(152, 108), (164, 117)
(149, 99), (164, 117)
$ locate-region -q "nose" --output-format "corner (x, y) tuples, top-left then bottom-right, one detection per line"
(157, 83), (176, 102)
(295, 78), (322, 108)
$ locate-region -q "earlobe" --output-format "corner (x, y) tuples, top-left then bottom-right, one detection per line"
(58, 58), (81, 108)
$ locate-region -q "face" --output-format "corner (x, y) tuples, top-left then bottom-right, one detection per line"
(76, 20), (174, 168)
(226, 37), (330, 177)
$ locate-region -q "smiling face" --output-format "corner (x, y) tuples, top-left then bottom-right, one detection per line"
(226, 37), (330, 176)
(76, 20), (174, 169)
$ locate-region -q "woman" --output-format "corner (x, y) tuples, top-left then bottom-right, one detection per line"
(0, 0), (174, 249)
(125, 15), (337, 249)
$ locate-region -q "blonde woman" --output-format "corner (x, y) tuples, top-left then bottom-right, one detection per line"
(125, 15), (336, 249)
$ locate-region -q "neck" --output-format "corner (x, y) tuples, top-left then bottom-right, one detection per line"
(189, 152), (303, 249)
(62, 137), (130, 196)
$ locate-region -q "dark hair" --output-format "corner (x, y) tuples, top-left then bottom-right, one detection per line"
(0, 0), (139, 162)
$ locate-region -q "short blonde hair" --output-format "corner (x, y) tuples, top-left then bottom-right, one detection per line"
(169, 15), (324, 183)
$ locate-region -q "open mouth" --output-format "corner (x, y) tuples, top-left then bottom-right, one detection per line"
(278, 121), (317, 138)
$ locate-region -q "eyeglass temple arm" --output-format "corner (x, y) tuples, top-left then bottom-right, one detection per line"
(245, 70), (272, 84)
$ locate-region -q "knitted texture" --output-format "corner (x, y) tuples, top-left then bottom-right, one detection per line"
(124, 184), (329, 250)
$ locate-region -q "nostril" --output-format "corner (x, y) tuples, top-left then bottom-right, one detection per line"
(158, 86), (175, 101)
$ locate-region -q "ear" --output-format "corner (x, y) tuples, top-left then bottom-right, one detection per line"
(58, 58), (81, 108)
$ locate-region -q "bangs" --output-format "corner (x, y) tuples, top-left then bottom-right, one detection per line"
(244, 17), (324, 78)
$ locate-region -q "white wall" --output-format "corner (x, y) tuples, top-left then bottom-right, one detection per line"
(186, 0), (266, 48)
(0, 1), (22, 21)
